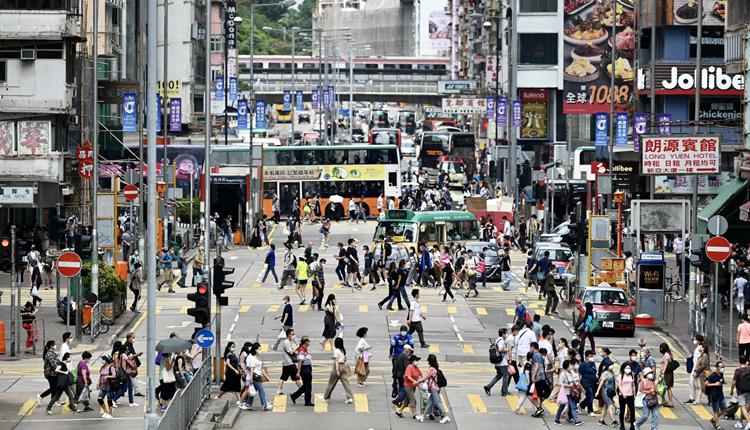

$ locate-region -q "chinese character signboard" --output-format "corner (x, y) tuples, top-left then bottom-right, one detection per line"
(640, 133), (721, 175)
(295, 91), (303, 111)
(264, 165), (386, 181)
(634, 113), (648, 152)
(123, 93), (137, 132)
(169, 98), (182, 132)
(329, 85), (334, 104)
(654, 172), (733, 194)
(255, 100), (266, 130)
(0, 187), (34, 204)
(215, 77), (224, 101)
(283, 91), (291, 111)
(519, 90), (548, 139)
(237, 99), (248, 129)
(486, 97), (495, 119)
(497, 97), (507, 127)
(615, 112), (628, 146)
(511, 101), (523, 127)
(0, 121), (15, 156)
(17, 121), (51, 156)
(98, 81), (140, 104)
(441, 98), (488, 114)
(229, 77), (237, 101)
(595, 113), (608, 146)
(658, 113), (671, 134)
(77, 140), (94, 179)
(323, 90), (330, 109)
(485, 55), (500, 88)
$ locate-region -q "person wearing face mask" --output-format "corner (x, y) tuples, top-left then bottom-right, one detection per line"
(554, 359), (584, 426)
(617, 363), (637, 430)
(242, 342), (273, 411)
(395, 355), (423, 419)
(73, 351), (94, 412)
(484, 328), (510, 396)
(595, 361), (618, 426)
(690, 340), (711, 406)
(97, 355), (116, 419)
(642, 347), (656, 379)
(658, 343), (675, 408)
(579, 302), (596, 357)
(621, 349), (642, 389)
(707, 361), (728, 429)
(579, 351), (598, 417)
(635, 367), (660, 430)
(321, 294), (341, 351)
(217, 342), (242, 403)
(37, 341), (60, 406)
(46, 352), (78, 414)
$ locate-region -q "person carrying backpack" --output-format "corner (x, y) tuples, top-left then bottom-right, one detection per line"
(484, 328), (510, 396)
(278, 245), (297, 290)
(416, 354), (450, 423)
(319, 218), (332, 248)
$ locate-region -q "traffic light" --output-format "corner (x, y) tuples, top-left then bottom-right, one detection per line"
(187, 282), (211, 326)
(16, 240), (30, 270)
(327, 123), (333, 137)
(690, 246), (711, 272)
(213, 263), (235, 302)
(0, 237), (11, 272)
(74, 234), (92, 259)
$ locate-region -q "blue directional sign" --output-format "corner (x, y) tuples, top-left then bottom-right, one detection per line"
(295, 91), (303, 111)
(195, 329), (215, 348)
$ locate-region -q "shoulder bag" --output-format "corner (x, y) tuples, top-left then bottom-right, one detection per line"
(162, 364), (176, 383)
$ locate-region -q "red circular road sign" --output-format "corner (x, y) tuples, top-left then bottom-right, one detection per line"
(57, 252), (83, 277)
(123, 184), (139, 201)
(706, 236), (732, 262)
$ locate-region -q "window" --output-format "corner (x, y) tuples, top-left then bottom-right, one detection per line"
(689, 28), (725, 59)
(461, 221), (479, 240)
(383, 63), (396, 69)
(519, 34), (558, 65)
(263, 181), (277, 199)
(418, 222), (437, 243)
(194, 95), (204, 114)
(519, 0), (557, 12)
(210, 36), (224, 53)
(364, 63), (378, 69)
(0, 61), (5, 83)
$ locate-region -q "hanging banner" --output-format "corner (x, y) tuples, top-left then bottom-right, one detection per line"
(634, 113), (648, 152)
(156, 94), (162, 131)
(328, 85), (334, 104)
(658, 113), (671, 134)
(229, 77), (237, 101)
(486, 97), (495, 119)
(654, 172), (733, 195)
(17, 121), (51, 156)
(169, 98), (182, 132)
(323, 90), (330, 109)
(283, 90), (291, 111)
(215, 77), (224, 101)
(595, 112), (608, 146)
(485, 55), (499, 88)
(640, 133), (721, 175)
(225, 1), (238, 49)
(0, 121), (15, 156)
(311, 89), (319, 110)
(511, 101), (523, 127)
(123, 92), (137, 132)
(255, 100), (266, 130)
(295, 90), (303, 111)
(237, 99), (248, 130)
(497, 97), (507, 127)
(615, 112), (628, 146)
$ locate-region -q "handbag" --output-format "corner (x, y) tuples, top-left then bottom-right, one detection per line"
(466, 268), (475, 278)
(247, 383), (257, 397)
(508, 363), (516, 376)
(261, 366), (270, 383)
(556, 385), (569, 405)
(666, 359), (679, 372)
(657, 379), (667, 396)
(516, 372), (529, 391)
(162, 365), (176, 383)
(635, 391), (645, 408)
(686, 356), (694, 374)
(537, 272), (545, 281)
(588, 318), (601, 333)
(355, 356), (366, 375)
(646, 396), (659, 408)
(345, 365), (352, 378)
(30, 285), (39, 297)
(570, 385), (581, 403)
(477, 260), (486, 274)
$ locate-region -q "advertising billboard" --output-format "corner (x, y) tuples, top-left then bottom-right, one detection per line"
(519, 90), (548, 139)
(641, 0), (726, 27)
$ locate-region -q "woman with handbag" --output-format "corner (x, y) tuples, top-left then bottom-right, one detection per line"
(97, 354), (117, 419)
(217, 342), (243, 403)
(595, 362), (618, 427)
(321, 294), (340, 351)
(635, 368), (660, 430)
(617, 362), (637, 430)
(30, 260), (42, 307)
(658, 343), (675, 407)
(112, 344), (137, 407)
(157, 353), (176, 410)
(514, 352), (534, 415)
(554, 359), (584, 426)
(354, 327), (372, 387)
(46, 352), (78, 414)
(242, 342), (272, 410)
(320, 337), (354, 404)
(578, 302), (596, 355)
(415, 354), (450, 423)
(290, 337), (314, 406)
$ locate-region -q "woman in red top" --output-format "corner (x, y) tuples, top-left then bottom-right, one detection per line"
(396, 355), (422, 419)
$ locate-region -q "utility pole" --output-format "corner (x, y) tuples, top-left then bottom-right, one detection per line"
(508, 4), (518, 201)
(291, 30), (296, 142)
(204, 0), (214, 384)
(689, 0), (703, 312)
(90, 0), (99, 296)
(163, 0), (170, 252)
(608, 3), (616, 213)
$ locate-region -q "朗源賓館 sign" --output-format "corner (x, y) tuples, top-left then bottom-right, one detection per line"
(640, 133), (721, 175)
(0, 187), (34, 204)
(441, 98), (487, 114)
(438, 81), (476, 94)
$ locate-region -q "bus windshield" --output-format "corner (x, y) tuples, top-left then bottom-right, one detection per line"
(374, 221), (417, 243)
(420, 133), (449, 169)
(441, 162), (465, 174)
(372, 111), (389, 126)
(372, 130), (399, 145)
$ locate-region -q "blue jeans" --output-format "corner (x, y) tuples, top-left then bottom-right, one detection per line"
(192, 267), (203, 285)
(581, 385), (595, 413)
(424, 388), (445, 416)
(501, 271), (512, 290)
(635, 401), (659, 429)
(113, 377), (134, 404)
(177, 263), (186, 286)
(262, 266), (278, 283)
(556, 395), (579, 422)
(336, 263), (346, 281)
(246, 381), (267, 408)
(356, 210), (367, 223)
(486, 365), (509, 394)
(478, 270), (487, 287)
(388, 285), (410, 308)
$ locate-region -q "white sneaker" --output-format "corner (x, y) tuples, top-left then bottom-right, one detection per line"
(36, 394), (42, 406)
(735, 423), (743, 429)
(130, 403), (139, 407)
(588, 412), (597, 417)
(744, 423), (750, 430)
(416, 415), (424, 422)
(104, 413), (113, 419)
(345, 398), (354, 404)
(112, 402), (118, 408)
(440, 416), (451, 424)
(318, 395), (328, 402)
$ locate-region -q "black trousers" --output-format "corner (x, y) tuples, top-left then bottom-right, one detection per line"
(545, 288), (559, 314)
(619, 394), (636, 426)
(40, 375), (56, 398)
(292, 371), (313, 404)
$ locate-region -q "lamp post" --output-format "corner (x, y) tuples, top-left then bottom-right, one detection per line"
(314, 28), (350, 143)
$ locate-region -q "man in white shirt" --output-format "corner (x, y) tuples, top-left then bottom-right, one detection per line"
(686, 333), (704, 404)
(55, 332), (73, 405)
(388, 198), (395, 210)
(377, 193), (385, 219)
(407, 290), (429, 348)
(736, 272), (748, 317)
(484, 328), (510, 396)
(515, 321), (536, 365)
(502, 216), (512, 247)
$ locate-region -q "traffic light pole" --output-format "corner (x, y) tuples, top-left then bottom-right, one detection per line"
(10, 226), (15, 356)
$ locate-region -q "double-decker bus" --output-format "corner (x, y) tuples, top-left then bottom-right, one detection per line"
(373, 210), (480, 252)
(419, 132), (475, 179)
(262, 145), (401, 220)
(397, 110), (416, 135)
(450, 133), (476, 178)
(276, 105), (292, 123)
(370, 128), (402, 150)
(369, 110), (390, 128)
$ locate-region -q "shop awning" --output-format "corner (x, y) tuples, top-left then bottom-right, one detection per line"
(741, 201), (750, 222)
(697, 177), (749, 234)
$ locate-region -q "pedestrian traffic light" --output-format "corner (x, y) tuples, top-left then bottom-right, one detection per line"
(0, 237), (11, 272)
(213, 263), (235, 298)
(187, 282), (211, 326)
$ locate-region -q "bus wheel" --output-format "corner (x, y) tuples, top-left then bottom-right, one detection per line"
(326, 204), (344, 221)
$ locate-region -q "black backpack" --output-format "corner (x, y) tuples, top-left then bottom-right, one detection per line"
(436, 369), (448, 388)
(383, 242), (392, 259)
(738, 368), (750, 393)
(489, 340), (503, 364)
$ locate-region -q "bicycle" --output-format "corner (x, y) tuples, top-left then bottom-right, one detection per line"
(82, 319), (109, 335)
(664, 276), (683, 301)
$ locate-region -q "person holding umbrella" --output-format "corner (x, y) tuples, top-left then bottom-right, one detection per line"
(155, 337), (193, 410)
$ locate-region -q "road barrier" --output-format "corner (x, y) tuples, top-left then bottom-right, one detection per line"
(157, 348), (213, 430)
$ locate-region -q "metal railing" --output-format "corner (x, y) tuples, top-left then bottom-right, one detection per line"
(157, 348), (213, 430)
(90, 301), (102, 343)
(254, 81), (439, 94)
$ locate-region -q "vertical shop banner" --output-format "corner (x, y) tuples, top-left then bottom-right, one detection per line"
(295, 91), (303, 111)
(497, 96), (507, 127)
(283, 90), (291, 111)
(615, 112), (628, 146)
(169, 98), (182, 132)
(255, 100), (266, 130)
(123, 93), (137, 132)
(215, 77), (224, 101)
(595, 112), (608, 146)
(229, 77), (237, 101)
(311, 89), (319, 110)
(486, 97), (495, 119)
(323, 90), (330, 109)
(328, 85), (334, 104)
(156, 94), (162, 131)
(658, 113), (672, 134)
(426, 10), (451, 50)
(519, 90), (548, 139)
(485, 55), (499, 88)
(511, 101), (523, 127)
(237, 99), (248, 130)
(633, 113), (648, 152)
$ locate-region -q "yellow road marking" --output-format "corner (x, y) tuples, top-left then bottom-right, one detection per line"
(273, 395), (287, 412)
(123, 311), (148, 340)
(179, 306), (189, 314)
(333, 284), (343, 289)
(17, 399), (36, 416)
(506, 395), (526, 413)
(354, 393), (369, 412)
(260, 344), (269, 352)
(505, 309), (515, 315)
(659, 406), (678, 419)
(462, 345), (474, 354)
(477, 307), (487, 315)
(252, 283), (262, 288)
(691, 404), (713, 420)
(299, 305), (309, 312)
(467, 394), (487, 413)
(440, 394), (449, 412)
(447, 306), (457, 314)
(324, 343), (332, 351)
(429, 345), (440, 353)
(268, 305), (280, 312)
(156, 306), (163, 314)
(315, 393), (328, 412)
(422, 306), (427, 313)
(493, 287), (504, 292)
(359, 305), (368, 312)
(240, 305), (251, 312)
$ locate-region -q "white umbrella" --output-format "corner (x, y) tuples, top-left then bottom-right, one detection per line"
(329, 195), (344, 203)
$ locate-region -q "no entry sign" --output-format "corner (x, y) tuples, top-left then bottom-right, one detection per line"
(123, 184), (139, 201)
(706, 236), (731, 262)
(57, 252), (83, 277)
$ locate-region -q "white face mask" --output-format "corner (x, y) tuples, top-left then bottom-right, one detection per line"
(587, 357), (595, 363)
(693, 339), (699, 345)
(625, 368), (632, 374)
(646, 373), (654, 379)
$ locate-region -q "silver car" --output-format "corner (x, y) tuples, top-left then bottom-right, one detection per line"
(401, 140), (416, 157)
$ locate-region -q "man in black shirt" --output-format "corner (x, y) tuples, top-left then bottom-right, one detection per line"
(500, 247), (512, 291)
(345, 239), (362, 289)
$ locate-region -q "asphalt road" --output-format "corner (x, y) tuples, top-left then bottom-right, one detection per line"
(0, 221), (722, 429)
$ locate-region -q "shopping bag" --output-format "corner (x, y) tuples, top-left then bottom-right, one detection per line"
(247, 383), (257, 397)
(363, 350), (370, 363)
(587, 318), (601, 333)
(81, 386), (90, 403)
(355, 357), (366, 376)
(557, 386), (568, 405)
(508, 363), (517, 376)
(657, 379), (668, 396)
(516, 372), (529, 391)
(635, 392), (645, 408)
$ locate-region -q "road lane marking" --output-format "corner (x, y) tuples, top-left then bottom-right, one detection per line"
(268, 305), (280, 312)
(359, 305), (369, 312)
(315, 394), (328, 412)
(354, 393), (369, 412)
(429, 345), (440, 353)
(440, 394), (449, 412)
(659, 406), (677, 419)
(477, 307), (488, 315)
(453, 325), (460, 332)
(260, 344), (269, 352)
(447, 306), (457, 314)
(273, 394), (287, 412)
(505, 309), (515, 315)
(252, 283), (262, 288)
(299, 305), (309, 312)
(179, 306), (189, 314)
(17, 399), (36, 416)
(156, 306), (163, 314)
(467, 394), (487, 412)
(234, 315), (240, 322)
(462, 345), (475, 354)
(240, 305), (251, 312)
(506, 395), (526, 413)
(422, 306), (428, 313)
(691, 404), (713, 420)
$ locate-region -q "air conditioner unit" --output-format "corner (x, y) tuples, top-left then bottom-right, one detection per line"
(21, 49), (36, 60)
(68, 115), (79, 125)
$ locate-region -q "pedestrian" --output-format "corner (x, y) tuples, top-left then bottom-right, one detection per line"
(383, 260), (409, 310)
(405, 246), (420, 287)
(495, 247), (511, 292)
(29, 259), (42, 306)
(579, 302), (596, 354)
(319, 337), (354, 404)
(595, 359), (618, 426)
(348, 198), (357, 224)
(292, 216), (303, 248)
(295, 252), (309, 305)
(97, 354), (116, 419)
(355, 327), (372, 387)
(46, 352), (78, 414)
(290, 336), (314, 406)
(408, 289), (429, 349)
(464, 249), (480, 297)
(242, 342), (273, 411)
(730, 355), (750, 429)
(618, 362), (637, 430)
(635, 367), (661, 430)
(275, 329), (302, 396)
(20, 301), (38, 354)
(419, 244), (434, 288)
(129, 262), (143, 312)
(262, 244), (279, 285)
(395, 355), (422, 419)
(124, 332), (144, 397)
(544, 271), (560, 316)
(42, 251), (55, 290)
(311, 258), (327, 311)
(514, 352), (534, 415)
(217, 342), (242, 403)
(658, 343), (675, 407)
(345, 239), (362, 289)
(279, 245), (297, 290)
(375, 235), (390, 285)
(185, 332), (202, 373)
(416, 354), (450, 423)
(686, 334), (707, 404)
(272, 195), (281, 224)
(158, 247), (175, 293)
(321, 294), (340, 351)
(319, 217), (331, 248)
(176, 243), (187, 288)
(334, 242), (347, 283)
(530, 343), (553, 417)
(112, 343), (137, 407)
(362, 245), (379, 291)
(272, 296), (299, 350)
(73, 351), (94, 412)
(483, 328), (510, 396)
(37, 341), (60, 406)
(537, 251), (553, 300)
(739, 314), (750, 360)
(513, 297), (527, 326)
(192, 247), (204, 286)
(525, 251), (540, 295)
(442, 259), (456, 302)
(554, 359), (584, 426)
(579, 350), (598, 417)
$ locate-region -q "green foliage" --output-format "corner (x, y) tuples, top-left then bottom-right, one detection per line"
(81, 262), (127, 303)
(236, 0), (316, 56)
(176, 198), (201, 224)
